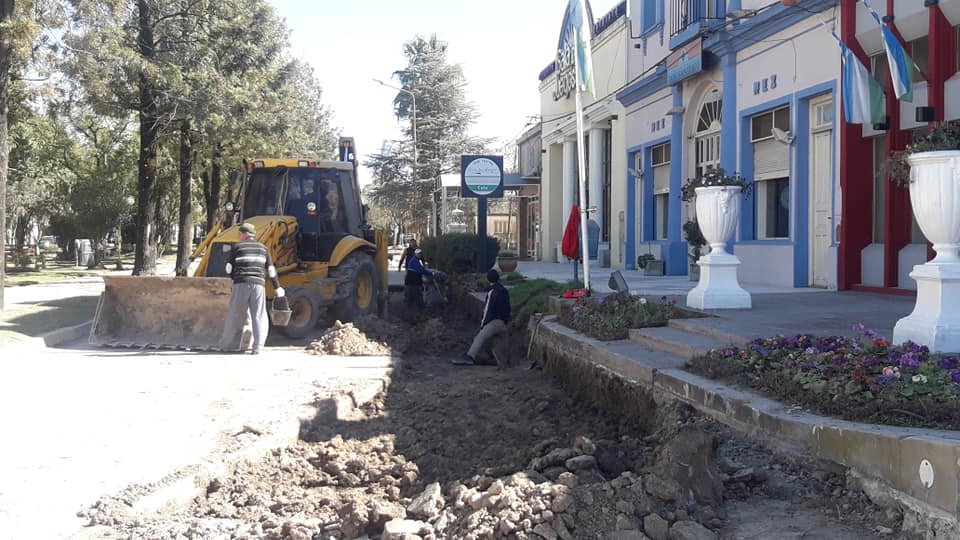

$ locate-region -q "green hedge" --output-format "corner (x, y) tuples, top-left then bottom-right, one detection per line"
(421, 233), (500, 274)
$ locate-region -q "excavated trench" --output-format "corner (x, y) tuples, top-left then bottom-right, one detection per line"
(81, 290), (909, 540)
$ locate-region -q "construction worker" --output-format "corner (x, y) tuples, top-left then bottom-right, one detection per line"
(404, 248), (434, 311)
(398, 238), (418, 271)
(453, 269), (510, 366)
(219, 222), (285, 354)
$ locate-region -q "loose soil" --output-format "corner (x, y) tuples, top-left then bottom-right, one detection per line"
(81, 293), (906, 540)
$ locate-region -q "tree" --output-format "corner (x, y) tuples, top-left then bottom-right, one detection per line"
(1, 0), (53, 309)
(372, 34), (490, 238)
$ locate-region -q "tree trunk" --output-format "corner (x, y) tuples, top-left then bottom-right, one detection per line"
(0, 0), (13, 310)
(203, 143), (223, 231)
(133, 0), (159, 276)
(176, 119), (194, 274)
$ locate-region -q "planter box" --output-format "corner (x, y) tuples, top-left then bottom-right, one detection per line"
(643, 260), (665, 276)
(498, 258), (518, 273)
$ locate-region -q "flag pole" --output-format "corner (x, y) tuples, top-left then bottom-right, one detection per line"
(573, 27), (591, 293)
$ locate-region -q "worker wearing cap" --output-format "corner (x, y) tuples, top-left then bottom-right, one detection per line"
(404, 248), (434, 311)
(219, 222), (285, 354)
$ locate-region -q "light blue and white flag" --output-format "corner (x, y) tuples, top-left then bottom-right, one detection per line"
(860, 0), (924, 102)
(563, 0), (595, 97)
(841, 42), (886, 125)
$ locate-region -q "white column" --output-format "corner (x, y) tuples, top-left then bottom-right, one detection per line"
(588, 127), (604, 228)
(562, 138), (577, 224)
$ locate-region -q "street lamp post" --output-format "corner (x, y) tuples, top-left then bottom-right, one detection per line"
(374, 78), (417, 187)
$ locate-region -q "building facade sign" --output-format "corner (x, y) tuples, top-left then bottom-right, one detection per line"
(554, 33), (578, 100)
(666, 39), (704, 85)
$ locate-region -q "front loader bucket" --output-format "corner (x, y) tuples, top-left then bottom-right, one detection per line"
(89, 276), (237, 350)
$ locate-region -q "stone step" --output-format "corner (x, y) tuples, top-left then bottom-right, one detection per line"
(667, 317), (750, 347)
(628, 326), (731, 361)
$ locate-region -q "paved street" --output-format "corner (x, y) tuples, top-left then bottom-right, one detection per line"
(0, 341), (392, 540)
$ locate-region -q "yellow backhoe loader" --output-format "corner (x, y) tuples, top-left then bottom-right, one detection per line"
(89, 137), (389, 350)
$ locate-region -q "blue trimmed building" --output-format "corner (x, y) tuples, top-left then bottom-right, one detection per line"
(618, 0), (843, 288)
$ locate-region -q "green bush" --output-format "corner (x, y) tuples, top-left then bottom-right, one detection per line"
(559, 293), (697, 341)
(421, 233), (500, 274)
(510, 278), (582, 328)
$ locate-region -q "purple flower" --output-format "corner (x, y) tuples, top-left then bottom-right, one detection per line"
(938, 357), (958, 371)
(861, 355), (878, 367)
(750, 344), (770, 358)
(899, 352), (921, 370)
(876, 374), (898, 385)
(951, 370), (960, 385)
(864, 329), (878, 339)
(804, 347), (819, 355)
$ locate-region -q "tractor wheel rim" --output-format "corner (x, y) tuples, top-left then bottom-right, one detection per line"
(290, 297), (312, 327)
(357, 272), (373, 309)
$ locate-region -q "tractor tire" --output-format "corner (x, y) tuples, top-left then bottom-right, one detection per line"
(280, 286), (320, 339)
(330, 251), (380, 323)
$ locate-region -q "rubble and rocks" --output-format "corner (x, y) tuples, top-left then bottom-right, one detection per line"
(82, 295), (905, 540)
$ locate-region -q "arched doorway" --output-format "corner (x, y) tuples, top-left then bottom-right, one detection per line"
(695, 89), (722, 177)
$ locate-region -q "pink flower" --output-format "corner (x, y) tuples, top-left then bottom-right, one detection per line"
(881, 366), (901, 378)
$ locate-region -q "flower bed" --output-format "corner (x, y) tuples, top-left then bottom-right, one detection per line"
(558, 293), (700, 341)
(687, 324), (960, 429)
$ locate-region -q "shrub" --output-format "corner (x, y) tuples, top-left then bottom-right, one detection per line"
(421, 233), (500, 274)
(503, 271), (525, 283)
(559, 294), (693, 341)
(510, 278), (581, 328)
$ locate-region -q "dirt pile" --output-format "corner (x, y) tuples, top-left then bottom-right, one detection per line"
(306, 317), (410, 356)
(84, 359), (902, 540)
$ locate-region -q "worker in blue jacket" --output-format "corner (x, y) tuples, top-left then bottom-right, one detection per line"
(453, 269), (511, 366)
(404, 248), (434, 311)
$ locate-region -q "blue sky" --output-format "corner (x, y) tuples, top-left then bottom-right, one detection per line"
(268, 0), (620, 186)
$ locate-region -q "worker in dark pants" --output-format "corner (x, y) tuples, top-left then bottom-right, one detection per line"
(219, 223), (285, 354)
(453, 269), (511, 366)
(404, 248), (434, 311)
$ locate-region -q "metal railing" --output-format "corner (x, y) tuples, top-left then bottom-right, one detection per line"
(670, 0), (726, 37)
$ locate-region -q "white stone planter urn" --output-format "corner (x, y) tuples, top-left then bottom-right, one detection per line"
(686, 185), (751, 309)
(893, 150), (960, 352)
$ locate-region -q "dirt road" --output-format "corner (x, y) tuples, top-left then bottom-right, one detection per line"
(68, 294), (903, 540)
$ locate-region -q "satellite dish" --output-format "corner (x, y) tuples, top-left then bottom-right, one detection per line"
(771, 127), (794, 145)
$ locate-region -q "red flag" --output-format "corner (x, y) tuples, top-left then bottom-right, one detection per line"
(561, 204), (580, 260)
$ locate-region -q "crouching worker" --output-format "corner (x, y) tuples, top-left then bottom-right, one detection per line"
(218, 222), (285, 354)
(453, 269), (510, 367)
(405, 248), (434, 311)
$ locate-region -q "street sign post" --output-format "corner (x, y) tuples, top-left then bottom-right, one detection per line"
(461, 155), (504, 273)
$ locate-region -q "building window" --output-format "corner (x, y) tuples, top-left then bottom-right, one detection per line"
(750, 106), (790, 141)
(758, 178), (790, 239)
(652, 141), (671, 241)
(642, 0), (661, 32)
(655, 194), (669, 240)
(872, 135), (886, 243)
(910, 36), (929, 79)
(871, 52), (889, 88)
(695, 89), (722, 177)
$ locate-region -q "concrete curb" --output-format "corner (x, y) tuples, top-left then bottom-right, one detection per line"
(532, 319), (960, 527)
